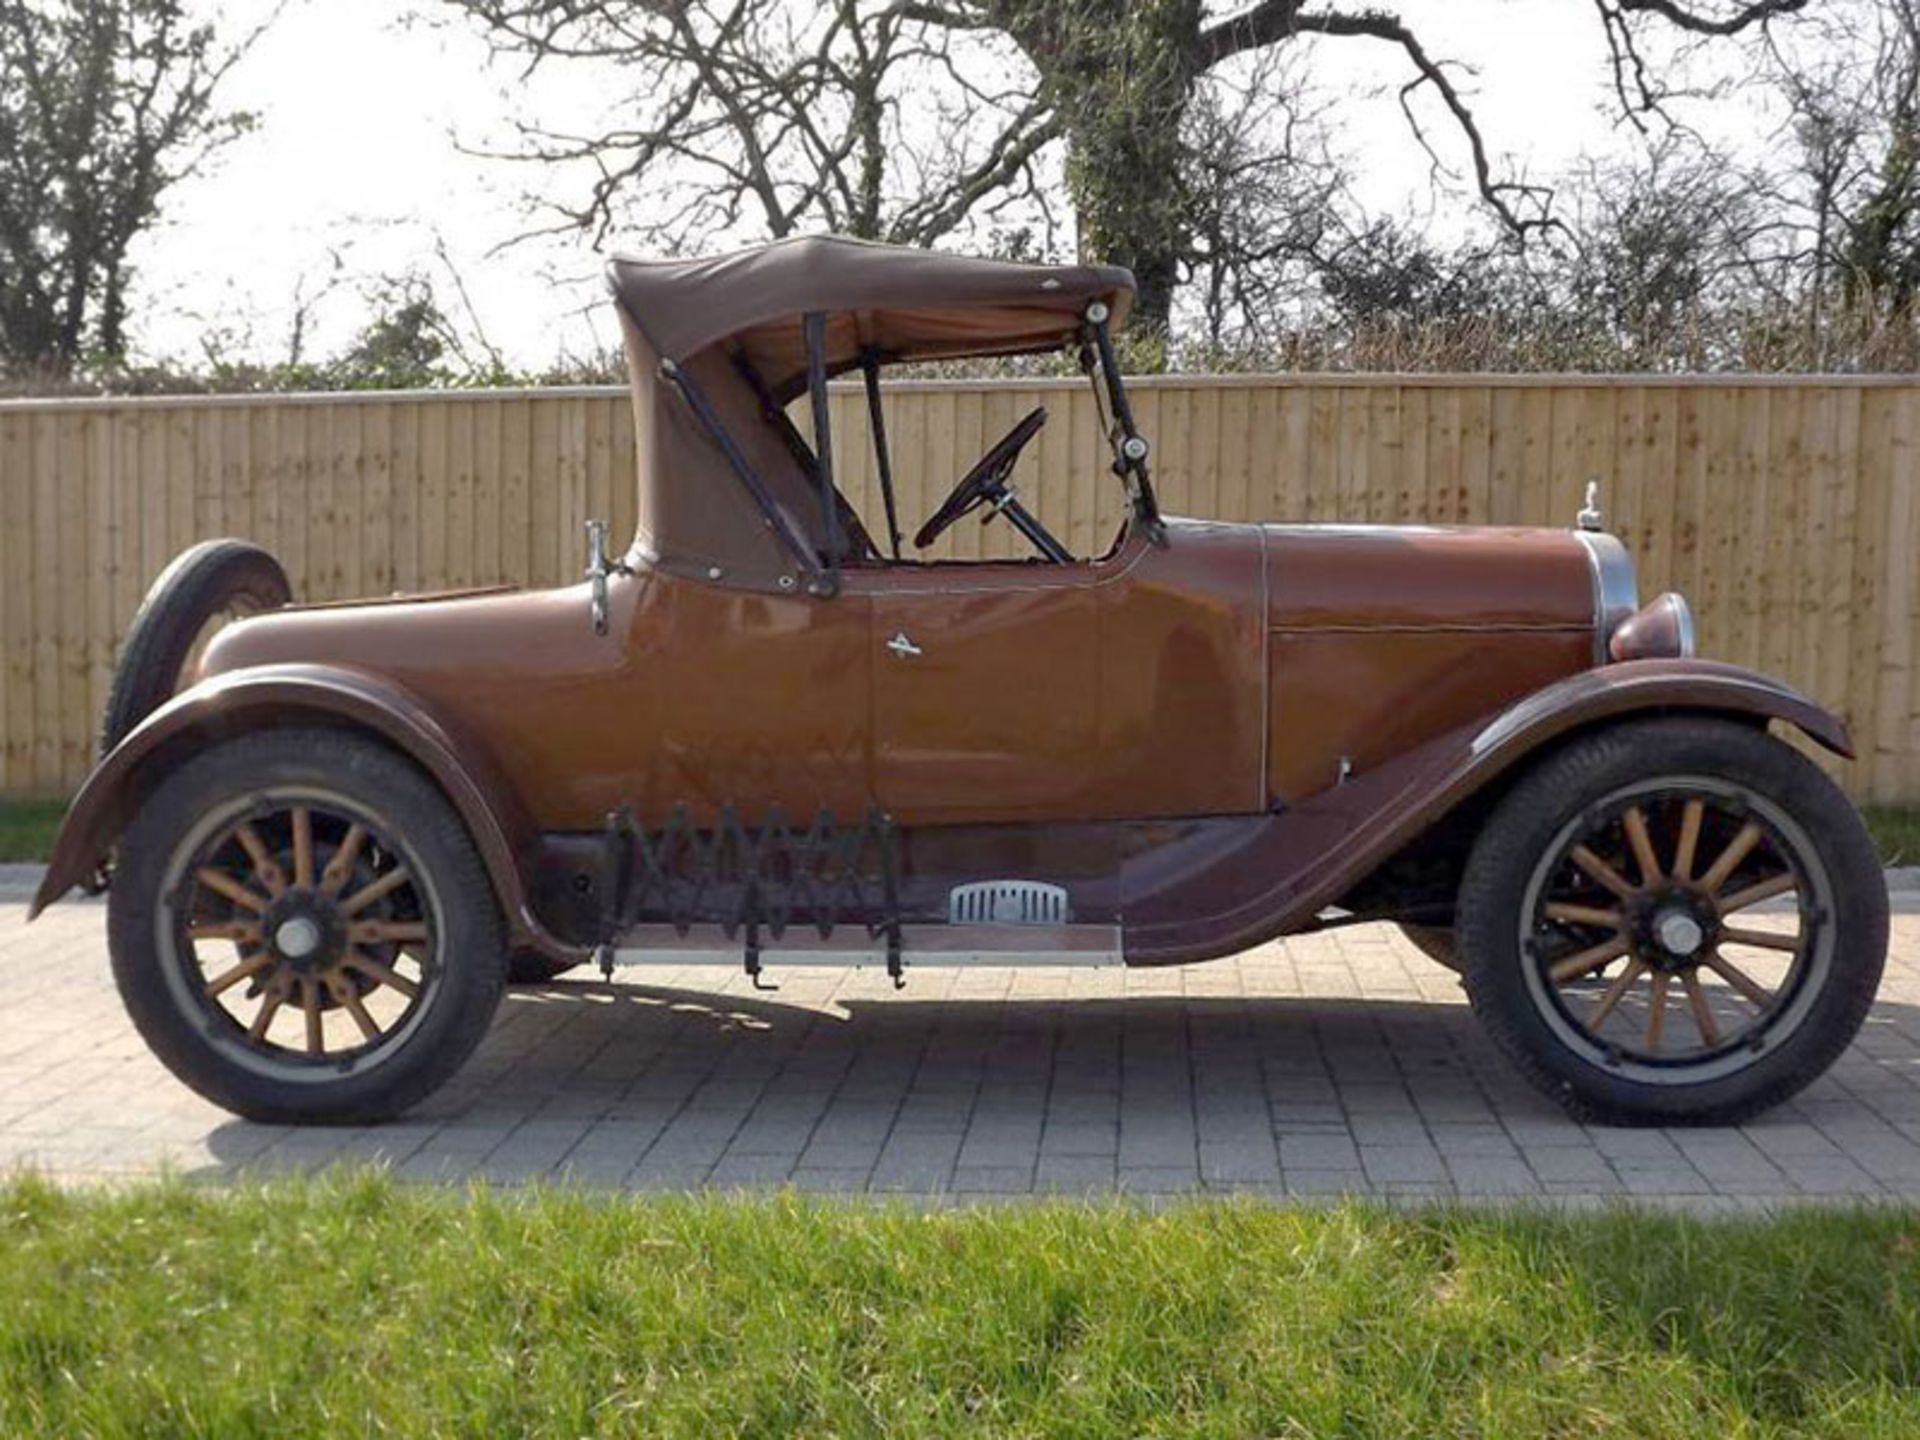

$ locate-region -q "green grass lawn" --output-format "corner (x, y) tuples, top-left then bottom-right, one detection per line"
(1865, 806), (1920, 867)
(2, 1174), (1920, 1438)
(0, 797), (64, 863)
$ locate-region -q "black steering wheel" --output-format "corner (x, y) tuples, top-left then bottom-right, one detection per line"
(913, 406), (1048, 551)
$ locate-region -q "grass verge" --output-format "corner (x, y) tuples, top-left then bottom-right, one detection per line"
(3, 1173), (1920, 1437)
(0, 798), (65, 863)
(1865, 806), (1920, 868)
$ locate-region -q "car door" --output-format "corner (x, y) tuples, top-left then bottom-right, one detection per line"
(612, 568), (876, 827)
(851, 563), (1102, 826)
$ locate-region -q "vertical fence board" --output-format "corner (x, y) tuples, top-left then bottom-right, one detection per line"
(3, 412), (35, 788)
(363, 403), (394, 596)
(56, 412), (88, 783)
(86, 412), (116, 763)
(1892, 392), (1920, 799)
(473, 397), (503, 586)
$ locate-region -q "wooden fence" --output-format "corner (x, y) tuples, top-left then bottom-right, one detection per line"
(2, 375), (1917, 801)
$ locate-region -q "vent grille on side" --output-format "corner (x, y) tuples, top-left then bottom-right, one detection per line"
(947, 880), (1071, 926)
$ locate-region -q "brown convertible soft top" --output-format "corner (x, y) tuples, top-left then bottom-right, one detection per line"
(606, 235), (1136, 593)
(608, 235), (1134, 400)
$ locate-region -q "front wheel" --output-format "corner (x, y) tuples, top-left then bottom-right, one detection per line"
(1457, 717), (1886, 1125)
(108, 728), (509, 1124)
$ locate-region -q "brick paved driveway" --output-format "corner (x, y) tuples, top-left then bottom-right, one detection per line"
(6, 896), (1920, 1205)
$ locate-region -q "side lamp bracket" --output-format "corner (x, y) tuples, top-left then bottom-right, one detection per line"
(584, 519), (626, 635)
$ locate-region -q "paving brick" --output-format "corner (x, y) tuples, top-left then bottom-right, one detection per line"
(1447, 1158), (1542, 1196)
(1200, 1142), (1280, 1184)
(1359, 1144), (1449, 1185)
(1037, 1155), (1117, 1192)
(1040, 1121), (1119, 1157)
(1117, 1164), (1203, 1194)
(707, 1154), (799, 1188)
(1429, 1124), (1522, 1160)
(1284, 1169), (1368, 1197)
(787, 1166), (872, 1194)
(1614, 1164), (1713, 1196)
(1772, 1153), (1884, 1194)
(1280, 1133), (1362, 1170)
(1522, 1146), (1618, 1185)
(952, 1164), (1033, 1194)
(1347, 1113), (1430, 1146)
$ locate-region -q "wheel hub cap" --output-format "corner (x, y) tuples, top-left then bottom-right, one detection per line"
(274, 915), (322, 959)
(1653, 908), (1705, 957)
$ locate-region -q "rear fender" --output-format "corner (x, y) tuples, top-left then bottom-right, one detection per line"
(29, 663), (585, 962)
(1120, 659), (1853, 965)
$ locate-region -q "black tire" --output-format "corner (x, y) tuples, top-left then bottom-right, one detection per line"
(101, 539), (292, 756)
(508, 949), (581, 985)
(1457, 716), (1887, 1126)
(108, 728), (508, 1124)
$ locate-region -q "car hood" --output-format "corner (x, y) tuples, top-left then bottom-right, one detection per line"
(1261, 523), (1620, 641)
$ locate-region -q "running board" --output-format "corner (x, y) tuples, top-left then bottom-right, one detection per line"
(608, 922), (1122, 969)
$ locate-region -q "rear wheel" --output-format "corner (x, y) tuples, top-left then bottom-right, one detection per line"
(108, 728), (508, 1124)
(1458, 717), (1886, 1125)
(101, 539), (291, 755)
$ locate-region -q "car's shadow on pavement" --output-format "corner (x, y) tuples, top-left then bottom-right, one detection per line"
(191, 973), (1920, 1199)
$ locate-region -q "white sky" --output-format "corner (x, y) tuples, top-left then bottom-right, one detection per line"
(129, 0), (1790, 368)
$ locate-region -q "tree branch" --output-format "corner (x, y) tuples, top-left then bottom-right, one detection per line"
(1198, 0), (1307, 70)
(1609, 0), (1807, 37)
(1291, 9), (1557, 238)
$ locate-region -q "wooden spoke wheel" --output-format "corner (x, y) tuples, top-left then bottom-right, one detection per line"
(107, 728), (508, 1124)
(1521, 781), (1823, 1082)
(179, 800), (436, 1066)
(1457, 718), (1886, 1125)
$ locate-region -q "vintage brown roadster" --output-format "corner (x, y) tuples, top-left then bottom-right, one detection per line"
(31, 237), (1887, 1126)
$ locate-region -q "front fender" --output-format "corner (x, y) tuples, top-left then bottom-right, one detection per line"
(29, 663), (585, 962)
(1121, 657), (1853, 965)
(1465, 657), (1852, 762)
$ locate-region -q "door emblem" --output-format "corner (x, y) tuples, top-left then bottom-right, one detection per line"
(886, 631), (922, 658)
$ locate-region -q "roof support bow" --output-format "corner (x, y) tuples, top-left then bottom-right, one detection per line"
(802, 311), (843, 596)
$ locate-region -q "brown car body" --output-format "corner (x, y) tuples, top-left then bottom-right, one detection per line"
(34, 238), (1851, 975)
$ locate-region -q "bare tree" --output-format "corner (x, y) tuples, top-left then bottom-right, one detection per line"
(1560, 141), (1777, 362)
(1180, 48), (1344, 348)
(444, 0), (1062, 255)
(1818, 0), (1920, 309)
(0, 0), (268, 376)
(1715, 0), (1920, 361)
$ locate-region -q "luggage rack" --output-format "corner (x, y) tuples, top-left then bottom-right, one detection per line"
(591, 803), (1120, 986)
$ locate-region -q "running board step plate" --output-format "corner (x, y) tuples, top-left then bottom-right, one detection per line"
(609, 923), (1121, 968)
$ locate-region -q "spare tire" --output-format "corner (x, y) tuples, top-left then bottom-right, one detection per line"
(100, 539), (292, 756)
